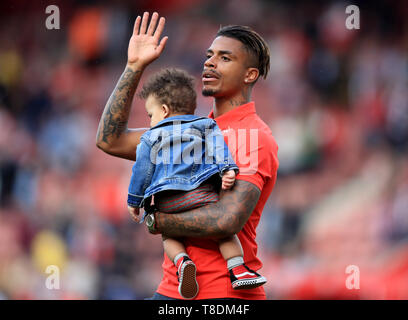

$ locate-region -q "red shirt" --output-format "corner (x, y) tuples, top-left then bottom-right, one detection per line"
(156, 102), (279, 299)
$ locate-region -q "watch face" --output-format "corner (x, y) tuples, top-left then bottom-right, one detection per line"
(146, 214), (153, 227)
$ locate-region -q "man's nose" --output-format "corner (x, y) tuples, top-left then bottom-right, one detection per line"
(204, 56), (216, 68)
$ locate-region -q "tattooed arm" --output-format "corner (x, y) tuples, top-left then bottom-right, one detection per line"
(96, 67), (146, 160)
(96, 12), (168, 160)
(154, 180), (261, 239)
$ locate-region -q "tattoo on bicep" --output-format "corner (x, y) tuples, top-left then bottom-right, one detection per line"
(217, 181), (259, 232)
(98, 67), (141, 143)
(158, 180), (261, 238)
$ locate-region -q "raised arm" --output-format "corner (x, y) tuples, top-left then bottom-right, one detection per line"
(152, 180), (261, 239)
(96, 67), (146, 160)
(96, 12), (168, 160)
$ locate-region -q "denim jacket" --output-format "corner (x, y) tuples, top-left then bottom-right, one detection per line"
(127, 114), (239, 208)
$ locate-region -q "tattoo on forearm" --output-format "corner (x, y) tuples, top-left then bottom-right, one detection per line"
(97, 67), (141, 144)
(156, 180), (260, 238)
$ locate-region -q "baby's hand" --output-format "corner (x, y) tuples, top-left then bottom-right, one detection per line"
(221, 170), (236, 190)
(128, 206), (141, 222)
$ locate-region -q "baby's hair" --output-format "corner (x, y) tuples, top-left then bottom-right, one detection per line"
(139, 68), (197, 114)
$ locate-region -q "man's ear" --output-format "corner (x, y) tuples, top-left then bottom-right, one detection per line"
(162, 104), (171, 118)
(244, 68), (259, 84)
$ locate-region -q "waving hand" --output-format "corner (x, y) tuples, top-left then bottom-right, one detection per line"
(128, 12), (168, 67)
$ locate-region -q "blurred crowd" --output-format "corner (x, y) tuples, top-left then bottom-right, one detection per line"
(0, 0), (407, 299)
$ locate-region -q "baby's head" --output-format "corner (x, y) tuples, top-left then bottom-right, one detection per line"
(139, 68), (197, 127)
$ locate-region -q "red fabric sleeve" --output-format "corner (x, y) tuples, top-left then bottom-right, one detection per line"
(234, 130), (278, 191)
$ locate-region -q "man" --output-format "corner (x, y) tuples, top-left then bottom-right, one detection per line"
(96, 12), (279, 300)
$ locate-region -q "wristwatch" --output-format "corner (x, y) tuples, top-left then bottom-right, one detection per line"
(145, 212), (159, 234)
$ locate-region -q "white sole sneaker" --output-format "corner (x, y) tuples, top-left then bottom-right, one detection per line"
(232, 275), (267, 290)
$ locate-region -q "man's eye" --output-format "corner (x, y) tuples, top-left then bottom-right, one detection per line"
(222, 56), (230, 61)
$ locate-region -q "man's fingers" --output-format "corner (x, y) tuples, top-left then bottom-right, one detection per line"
(133, 15), (141, 35)
(153, 17), (166, 42)
(157, 36), (168, 53)
(146, 12), (159, 36)
(140, 11), (149, 34)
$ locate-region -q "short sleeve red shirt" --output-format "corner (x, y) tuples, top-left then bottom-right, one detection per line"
(156, 102), (279, 299)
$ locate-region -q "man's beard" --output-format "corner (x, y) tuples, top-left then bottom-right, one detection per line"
(202, 88), (218, 97)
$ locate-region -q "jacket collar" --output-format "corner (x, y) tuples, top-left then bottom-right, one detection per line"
(151, 114), (206, 130)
